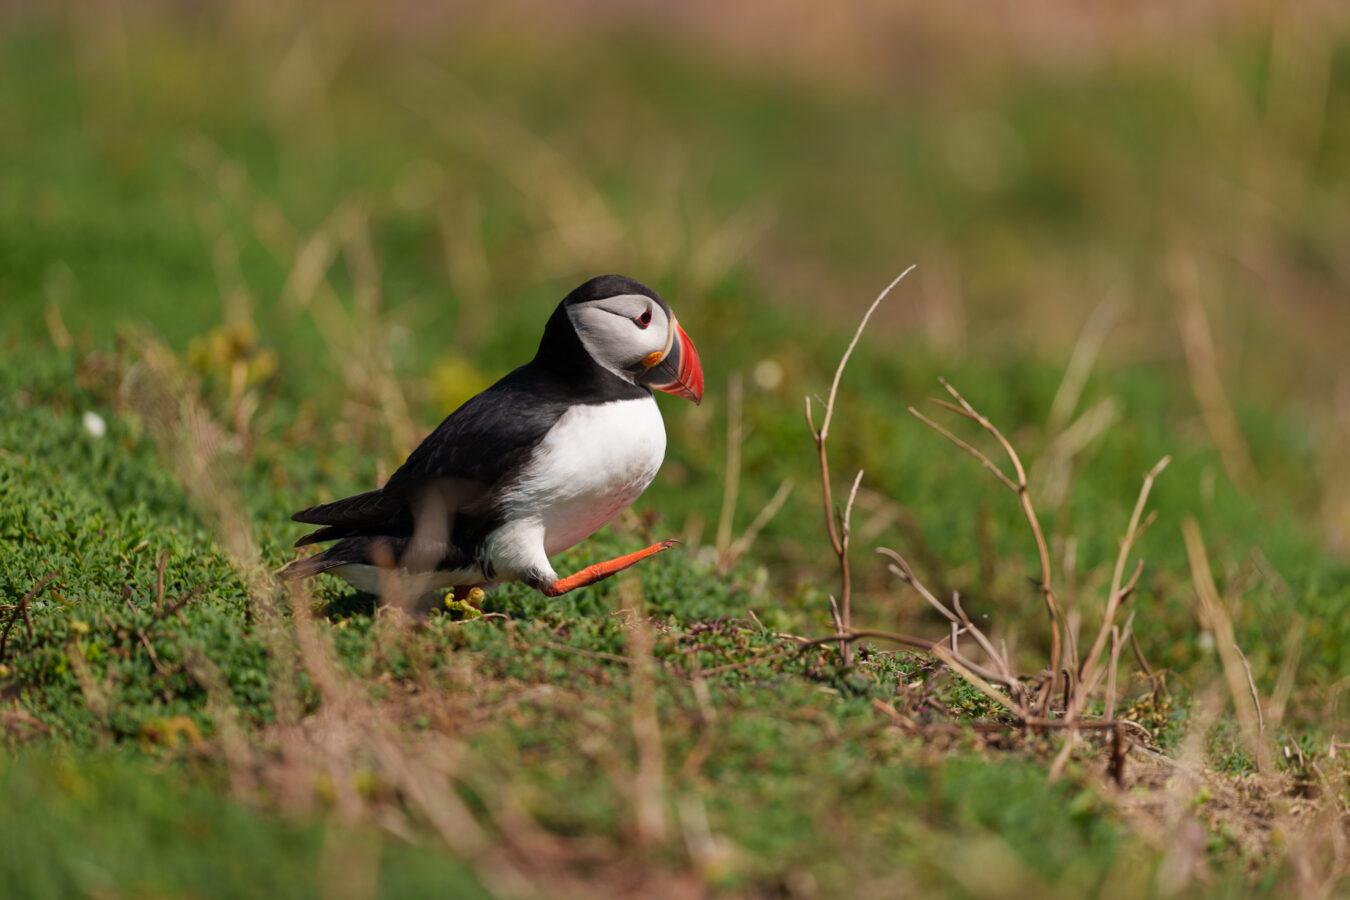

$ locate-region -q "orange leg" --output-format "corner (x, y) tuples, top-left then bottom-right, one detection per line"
(542, 540), (680, 597)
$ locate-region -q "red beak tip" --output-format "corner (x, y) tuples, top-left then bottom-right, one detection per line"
(679, 328), (704, 405)
(651, 321), (704, 404)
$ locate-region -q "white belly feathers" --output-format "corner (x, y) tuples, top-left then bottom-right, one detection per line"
(503, 397), (666, 557)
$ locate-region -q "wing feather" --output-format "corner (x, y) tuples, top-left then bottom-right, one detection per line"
(287, 363), (576, 548)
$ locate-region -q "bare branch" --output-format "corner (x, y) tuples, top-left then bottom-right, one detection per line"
(1119, 558), (1146, 600)
(819, 265), (916, 443)
(924, 380), (1064, 708)
(807, 266), (917, 667)
(909, 406), (1017, 492)
(827, 594), (844, 635)
(842, 469), (865, 543)
(877, 548), (957, 623)
(953, 592), (1014, 684)
(1129, 632), (1155, 680)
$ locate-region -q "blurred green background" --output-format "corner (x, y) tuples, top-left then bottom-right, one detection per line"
(4, 2), (1350, 895)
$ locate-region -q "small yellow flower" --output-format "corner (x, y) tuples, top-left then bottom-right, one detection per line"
(69, 619), (90, 635)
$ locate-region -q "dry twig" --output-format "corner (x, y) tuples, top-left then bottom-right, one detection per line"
(910, 380), (1064, 707)
(805, 265), (917, 666)
(0, 570), (58, 663)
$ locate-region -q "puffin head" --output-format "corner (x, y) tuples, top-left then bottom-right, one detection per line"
(555, 275), (704, 404)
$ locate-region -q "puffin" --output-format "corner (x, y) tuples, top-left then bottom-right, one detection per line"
(281, 275), (704, 604)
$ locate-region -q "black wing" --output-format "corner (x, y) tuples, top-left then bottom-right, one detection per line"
(290, 363), (579, 547)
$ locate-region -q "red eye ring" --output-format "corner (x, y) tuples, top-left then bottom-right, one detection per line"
(636, 309), (652, 329)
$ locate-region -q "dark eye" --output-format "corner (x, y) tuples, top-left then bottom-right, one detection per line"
(635, 309), (652, 329)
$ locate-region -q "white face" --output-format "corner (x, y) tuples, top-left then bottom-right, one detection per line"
(566, 292), (674, 380)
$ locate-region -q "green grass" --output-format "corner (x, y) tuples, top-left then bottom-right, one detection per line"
(4, 4), (1350, 897)
(0, 752), (489, 899)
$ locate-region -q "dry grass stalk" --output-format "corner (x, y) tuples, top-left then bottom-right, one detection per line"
(908, 379), (1065, 708)
(1267, 616), (1306, 730)
(929, 645), (1021, 716)
(1035, 296), (1125, 511)
(677, 664), (717, 780)
(180, 645), (259, 799)
(1233, 641), (1265, 744)
(625, 583), (669, 847)
(720, 478), (794, 572)
(715, 374), (745, 560)
(1170, 249), (1257, 489)
(713, 372), (795, 571)
(1131, 687), (1223, 895)
(1104, 612), (1135, 722)
(44, 300), (74, 351)
(805, 265), (917, 665)
(1182, 516), (1273, 773)
(1073, 456), (1171, 707)
(1046, 295), (1123, 436)
(1035, 397), (1120, 512)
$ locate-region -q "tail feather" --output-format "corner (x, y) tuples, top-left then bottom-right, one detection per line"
(280, 534), (477, 584)
(294, 524), (352, 548)
(291, 488), (403, 527)
(278, 552), (338, 581)
(279, 537), (379, 580)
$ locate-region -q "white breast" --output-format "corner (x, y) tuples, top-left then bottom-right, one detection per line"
(502, 397), (666, 557)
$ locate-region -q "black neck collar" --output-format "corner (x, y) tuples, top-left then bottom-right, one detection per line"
(532, 302), (649, 401)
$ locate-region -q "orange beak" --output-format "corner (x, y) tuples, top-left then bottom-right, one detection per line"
(642, 319), (704, 405)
